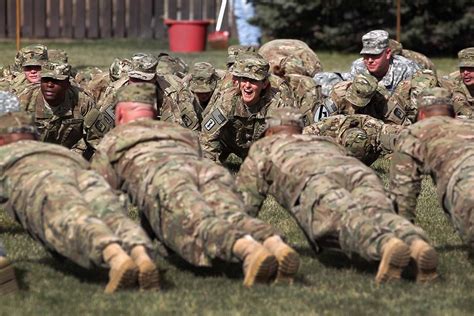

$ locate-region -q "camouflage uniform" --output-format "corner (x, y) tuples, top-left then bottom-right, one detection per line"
(237, 123), (426, 260)
(350, 30), (420, 94)
(450, 48), (474, 114)
(86, 58), (131, 103)
(201, 53), (295, 162)
(258, 39), (323, 76)
(91, 119), (278, 267)
(303, 114), (403, 165)
(156, 53), (189, 79)
(0, 112), (153, 269)
(17, 61), (96, 157)
(182, 62), (219, 111)
(389, 39), (436, 71)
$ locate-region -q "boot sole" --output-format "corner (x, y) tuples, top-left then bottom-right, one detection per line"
(243, 249), (278, 288)
(275, 248), (300, 284)
(376, 240), (411, 284)
(414, 246), (439, 283)
(105, 259), (138, 294)
(138, 261), (160, 291)
(0, 263), (18, 295)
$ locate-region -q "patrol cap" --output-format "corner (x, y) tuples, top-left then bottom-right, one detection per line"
(265, 108), (304, 130)
(0, 91), (21, 114)
(156, 53), (189, 78)
(109, 58), (132, 81)
(21, 44), (48, 67)
(279, 55), (307, 76)
(128, 53), (158, 81)
(417, 87), (453, 109)
(458, 47), (474, 68)
(48, 49), (68, 63)
(360, 30), (389, 55)
(189, 62), (218, 93)
(340, 127), (370, 161)
(232, 52), (270, 81)
(41, 61), (71, 80)
(0, 112), (36, 135)
(227, 45), (257, 66)
(346, 74), (378, 107)
(115, 83), (156, 108)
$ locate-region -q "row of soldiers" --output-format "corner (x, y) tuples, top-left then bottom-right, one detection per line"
(0, 29), (473, 294)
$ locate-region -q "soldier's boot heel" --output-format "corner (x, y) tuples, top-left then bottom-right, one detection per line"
(409, 239), (439, 284)
(233, 236), (278, 288)
(103, 243), (139, 294)
(0, 257), (19, 295)
(263, 235), (300, 284)
(376, 238), (411, 284)
(131, 246), (160, 291)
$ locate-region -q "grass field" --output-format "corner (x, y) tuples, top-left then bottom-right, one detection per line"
(0, 39), (472, 315)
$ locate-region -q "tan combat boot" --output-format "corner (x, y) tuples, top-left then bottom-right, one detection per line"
(409, 239), (439, 283)
(376, 238), (411, 284)
(233, 235), (278, 287)
(130, 245), (160, 291)
(0, 256), (18, 295)
(263, 235), (300, 284)
(102, 243), (138, 294)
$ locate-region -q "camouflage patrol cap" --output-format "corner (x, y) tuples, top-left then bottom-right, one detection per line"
(458, 47), (474, 68)
(41, 61), (71, 80)
(232, 53), (270, 81)
(115, 83), (156, 107)
(360, 30), (389, 55)
(346, 74), (378, 107)
(265, 108), (304, 130)
(0, 112), (36, 135)
(21, 44), (48, 67)
(109, 58), (132, 81)
(0, 91), (20, 114)
(227, 45), (257, 66)
(128, 53), (158, 81)
(48, 49), (68, 63)
(156, 54), (189, 79)
(417, 87), (453, 108)
(279, 55), (307, 76)
(189, 62), (218, 93)
(340, 127), (370, 160)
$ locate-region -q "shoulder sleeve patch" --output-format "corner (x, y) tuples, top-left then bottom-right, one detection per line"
(212, 108), (227, 124)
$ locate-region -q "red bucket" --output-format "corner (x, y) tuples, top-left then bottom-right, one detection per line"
(164, 19), (211, 52)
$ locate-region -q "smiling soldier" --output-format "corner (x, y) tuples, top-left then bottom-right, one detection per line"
(200, 52), (295, 163)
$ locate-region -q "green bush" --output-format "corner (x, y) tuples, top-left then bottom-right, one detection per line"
(251, 0), (474, 55)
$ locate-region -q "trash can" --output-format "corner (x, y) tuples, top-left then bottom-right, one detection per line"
(164, 19), (211, 52)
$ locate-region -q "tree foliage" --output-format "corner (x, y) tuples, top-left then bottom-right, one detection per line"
(250, 0), (474, 55)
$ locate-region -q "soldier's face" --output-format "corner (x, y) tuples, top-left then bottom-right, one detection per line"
(41, 78), (69, 105)
(237, 77), (269, 107)
(362, 48), (391, 78)
(460, 67), (474, 87)
(115, 102), (156, 125)
(23, 65), (42, 83)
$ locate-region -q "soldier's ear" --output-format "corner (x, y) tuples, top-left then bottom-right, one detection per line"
(263, 79), (270, 89)
(385, 48), (392, 60)
(416, 109), (426, 121)
(0, 135), (6, 146)
(115, 103), (124, 126)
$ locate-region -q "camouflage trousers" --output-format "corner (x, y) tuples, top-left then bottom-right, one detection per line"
(444, 160), (474, 248)
(139, 157), (278, 267)
(6, 165), (152, 268)
(293, 161), (427, 261)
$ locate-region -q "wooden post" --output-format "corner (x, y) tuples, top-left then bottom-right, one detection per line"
(396, 0), (401, 42)
(15, 0), (20, 51)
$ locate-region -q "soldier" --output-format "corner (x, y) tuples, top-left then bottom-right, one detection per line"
(450, 48), (474, 112)
(0, 91), (159, 293)
(0, 240), (18, 294)
(85, 53), (201, 149)
(303, 114), (403, 165)
(389, 87), (474, 250)
(91, 83), (300, 286)
(201, 52), (295, 163)
(236, 108), (438, 284)
(326, 73), (410, 125)
(389, 39), (436, 71)
(156, 53), (189, 79)
(17, 61), (96, 158)
(350, 30), (420, 94)
(8, 44), (48, 95)
(183, 62), (219, 111)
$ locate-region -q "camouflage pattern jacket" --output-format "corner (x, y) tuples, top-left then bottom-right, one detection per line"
(18, 84), (96, 156)
(399, 49), (435, 71)
(201, 85), (295, 162)
(350, 55), (420, 94)
(284, 73), (323, 125)
(389, 116), (474, 221)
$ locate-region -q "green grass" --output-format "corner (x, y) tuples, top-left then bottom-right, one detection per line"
(0, 39), (472, 315)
